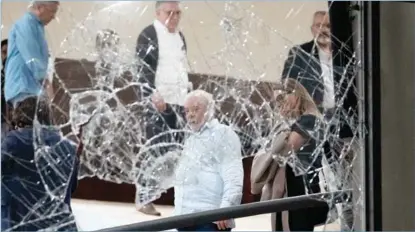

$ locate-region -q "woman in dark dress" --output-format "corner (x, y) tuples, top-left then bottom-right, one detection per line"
(274, 78), (329, 231)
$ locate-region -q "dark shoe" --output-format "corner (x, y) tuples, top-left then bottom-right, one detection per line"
(137, 203), (161, 216)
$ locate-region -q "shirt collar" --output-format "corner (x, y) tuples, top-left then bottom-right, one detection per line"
(27, 12), (43, 26)
(318, 48), (331, 58)
(196, 118), (219, 134)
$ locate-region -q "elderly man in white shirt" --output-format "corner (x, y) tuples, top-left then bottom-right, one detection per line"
(174, 90), (244, 231)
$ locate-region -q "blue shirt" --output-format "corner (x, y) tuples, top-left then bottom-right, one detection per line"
(5, 12), (49, 106)
(174, 119), (244, 227)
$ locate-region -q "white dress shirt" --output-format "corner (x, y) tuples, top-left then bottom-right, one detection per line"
(318, 48), (336, 109)
(174, 119), (244, 228)
(153, 20), (189, 106)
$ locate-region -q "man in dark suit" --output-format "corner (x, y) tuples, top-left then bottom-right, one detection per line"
(135, 1), (190, 216)
(136, 1), (188, 99)
(281, 10), (356, 139)
(281, 10), (357, 230)
(135, 0), (189, 141)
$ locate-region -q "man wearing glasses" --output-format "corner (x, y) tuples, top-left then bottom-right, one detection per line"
(136, 1), (189, 102)
(135, 1), (190, 217)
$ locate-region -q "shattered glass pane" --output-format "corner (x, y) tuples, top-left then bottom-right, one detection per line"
(1, 1), (364, 231)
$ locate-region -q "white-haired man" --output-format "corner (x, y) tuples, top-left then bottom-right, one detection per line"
(174, 90), (244, 231)
(5, 1), (59, 108)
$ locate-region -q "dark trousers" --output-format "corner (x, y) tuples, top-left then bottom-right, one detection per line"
(324, 108), (355, 231)
(137, 104), (185, 188)
(274, 167), (329, 231)
(178, 223), (232, 231)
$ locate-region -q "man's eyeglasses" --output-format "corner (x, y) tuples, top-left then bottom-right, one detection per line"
(163, 10), (181, 17)
(313, 23), (331, 29)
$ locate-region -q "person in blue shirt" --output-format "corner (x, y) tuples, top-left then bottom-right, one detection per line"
(1, 97), (79, 231)
(4, 1), (59, 108)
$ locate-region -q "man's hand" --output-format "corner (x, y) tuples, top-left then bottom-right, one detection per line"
(151, 92), (167, 112)
(216, 220), (228, 230)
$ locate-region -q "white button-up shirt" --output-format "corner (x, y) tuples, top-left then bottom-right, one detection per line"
(174, 119), (244, 228)
(318, 48), (336, 109)
(153, 20), (189, 106)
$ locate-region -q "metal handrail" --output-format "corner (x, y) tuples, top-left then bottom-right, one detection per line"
(97, 189), (351, 231)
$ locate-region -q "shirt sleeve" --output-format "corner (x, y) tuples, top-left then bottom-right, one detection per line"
(281, 47), (296, 80)
(136, 29), (156, 96)
(219, 127), (244, 208)
(14, 22), (47, 82)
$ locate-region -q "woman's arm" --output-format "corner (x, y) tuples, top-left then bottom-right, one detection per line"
(280, 114), (318, 157)
(280, 131), (307, 156)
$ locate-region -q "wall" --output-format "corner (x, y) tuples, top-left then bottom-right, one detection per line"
(379, 2), (415, 230)
(1, 1), (328, 81)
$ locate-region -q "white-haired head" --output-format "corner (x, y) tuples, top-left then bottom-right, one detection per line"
(184, 90), (215, 131)
(155, 1), (180, 10)
(29, 1), (59, 25)
(30, 1), (59, 7)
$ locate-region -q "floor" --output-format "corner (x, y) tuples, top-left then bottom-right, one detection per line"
(71, 199), (341, 231)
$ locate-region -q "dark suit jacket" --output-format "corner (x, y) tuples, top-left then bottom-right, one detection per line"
(282, 40), (353, 105)
(136, 24), (187, 97)
(281, 40), (356, 138)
